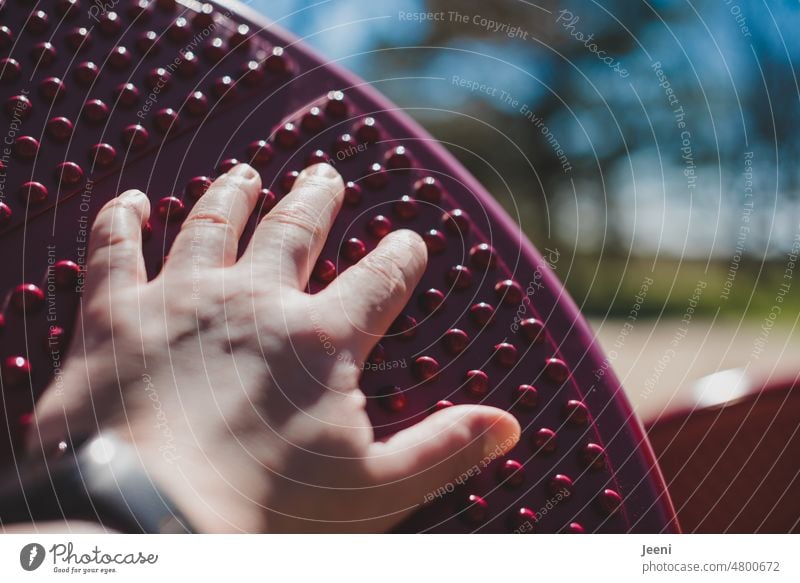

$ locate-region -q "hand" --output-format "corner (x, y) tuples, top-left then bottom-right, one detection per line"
(30, 162), (520, 532)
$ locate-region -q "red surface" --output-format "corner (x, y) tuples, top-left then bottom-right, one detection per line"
(0, 0), (677, 533)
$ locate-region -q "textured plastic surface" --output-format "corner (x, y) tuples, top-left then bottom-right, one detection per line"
(0, 0), (677, 532)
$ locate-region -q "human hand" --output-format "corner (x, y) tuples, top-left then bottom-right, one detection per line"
(30, 162), (520, 532)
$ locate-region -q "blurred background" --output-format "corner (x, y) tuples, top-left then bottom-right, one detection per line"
(251, 0), (800, 417)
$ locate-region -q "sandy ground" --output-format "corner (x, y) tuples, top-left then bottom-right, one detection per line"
(589, 318), (800, 423)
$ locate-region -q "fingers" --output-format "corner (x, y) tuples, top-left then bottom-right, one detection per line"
(240, 163), (344, 288)
(84, 190), (150, 303)
(365, 405), (520, 523)
(166, 164), (261, 270)
(318, 229), (427, 361)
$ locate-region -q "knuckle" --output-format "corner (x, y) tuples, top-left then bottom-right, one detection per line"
(215, 173), (258, 193)
(182, 209), (235, 233)
(263, 202), (323, 240)
(296, 174), (342, 198)
(359, 251), (409, 297)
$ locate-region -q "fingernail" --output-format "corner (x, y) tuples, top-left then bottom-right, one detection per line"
(120, 189), (145, 200)
(227, 163), (258, 180)
(302, 162), (339, 180)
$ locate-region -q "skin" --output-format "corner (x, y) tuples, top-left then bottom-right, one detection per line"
(26, 162), (520, 533)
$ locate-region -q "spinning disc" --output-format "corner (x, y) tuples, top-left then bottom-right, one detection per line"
(0, 0), (677, 532)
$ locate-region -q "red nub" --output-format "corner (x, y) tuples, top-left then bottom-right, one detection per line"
(312, 259), (337, 285)
(508, 507), (537, 532)
(114, 83), (140, 107)
(56, 162), (84, 186)
(12, 283), (45, 312)
(514, 384), (538, 409)
(74, 61), (99, 85)
(367, 215), (392, 239)
(275, 122), (299, 149)
(301, 106), (326, 134)
(53, 260), (81, 289)
(90, 143), (117, 168)
(548, 474), (574, 498)
(519, 318), (545, 344)
(154, 108), (179, 133)
(258, 189), (277, 214)
(247, 140), (274, 167)
(596, 489), (622, 516)
(495, 279), (523, 306)
(343, 182), (362, 206)
(157, 196), (186, 222)
(442, 329), (469, 355)
(2, 356), (32, 386)
(460, 494), (488, 524)
(464, 370), (489, 398)
(13, 136), (40, 160)
(385, 146), (413, 170)
(340, 238), (367, 263)
(121, 124), (149, 150)
(563, 399), (590, 426)
(422, 229), (446, 255)
(326, 91), (349, 118)
(31, 42), (57, 67)
(18, 182), (48, 205)
(446, 265), (472, 291)
(532, 428), (557, 455)
(498, 459), (525, 487)
(414, 177), (442, 203)
(83, 99), (109, 123)
(581, 443), (607, 471)
(419, 289), (445, 314)
(413, 356), (440, 381)
(432, 400), (453, 412)
(363, 163), (388, 190)
(185, 176), (212, 200)
(443, 209), (471, 235)
(46, 117), (74, 142)
(379, 386), (407, 413)
(393, 195), (418, 220)
(543, 357), (570, 383)
(493, 342), (518, 368)
(469, 302), (495, 326)
(389, 314), (417, 340)
(469, 243), (497, 269)
(355, 117), (381, 144)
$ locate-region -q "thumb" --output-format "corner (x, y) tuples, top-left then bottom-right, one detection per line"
(365, 405), (520, 526)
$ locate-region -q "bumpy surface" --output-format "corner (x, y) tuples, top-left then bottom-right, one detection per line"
(0, 0), (677, 532)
